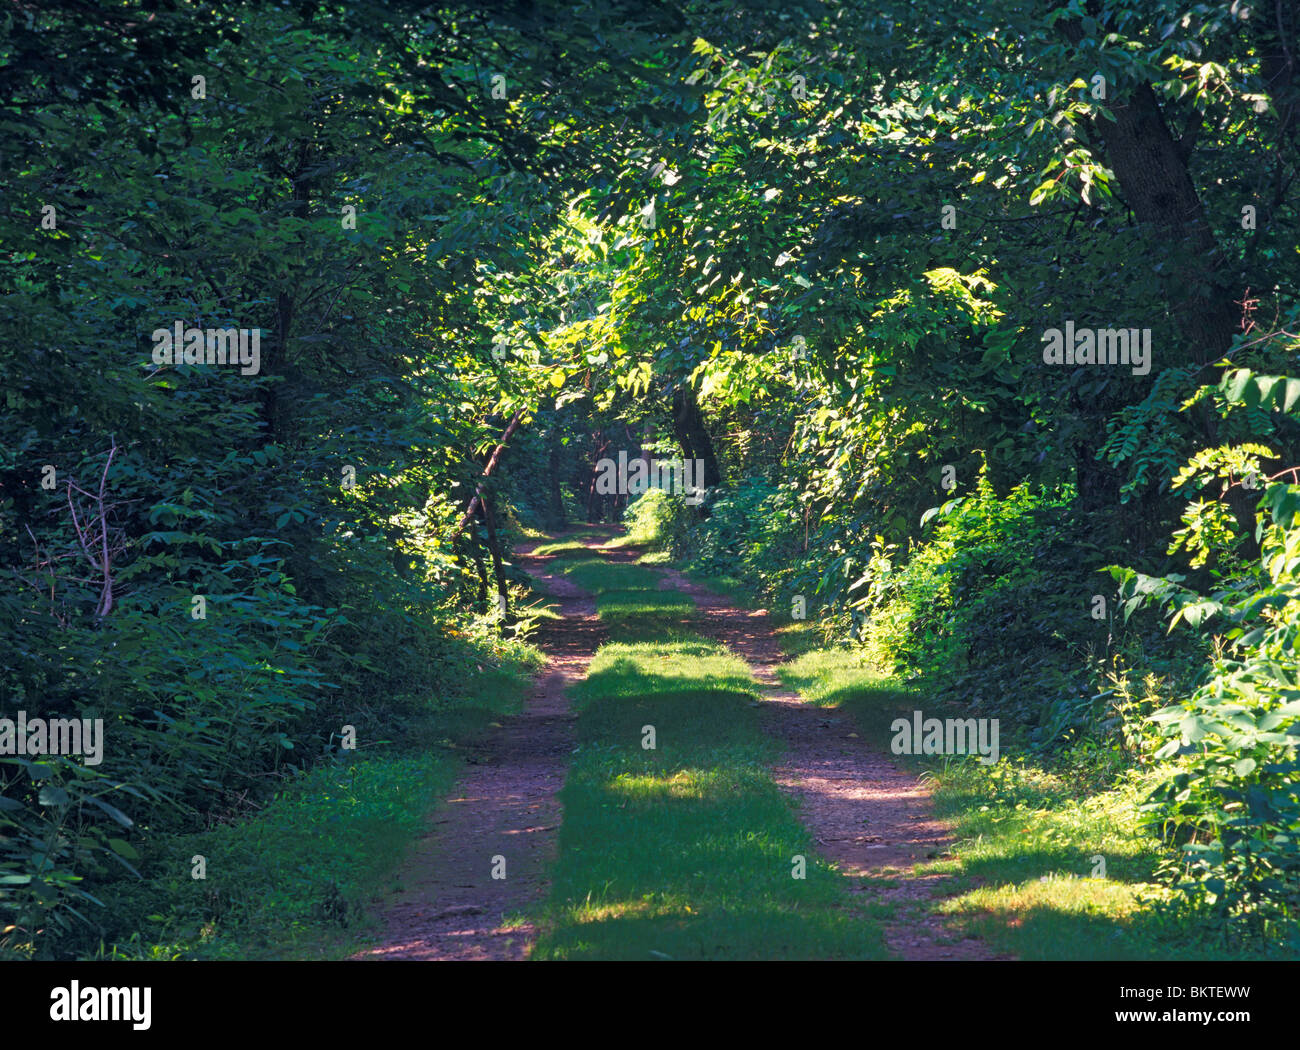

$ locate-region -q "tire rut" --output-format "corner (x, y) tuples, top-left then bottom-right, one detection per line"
(353, 533), (608, 961)
(654, 564), (1009, 960)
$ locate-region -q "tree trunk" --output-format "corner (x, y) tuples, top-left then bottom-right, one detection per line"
(1086, 82), (1239, 366)
(1060, 11), (1258, 549)
(468, 544), (489, 614)
(547, 425), (566, 526)
(447, 409), (524, 541)
(480, 494), (509, 633)
(670, 384), (721, 488)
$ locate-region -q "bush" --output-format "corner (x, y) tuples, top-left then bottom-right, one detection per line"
(675, 479), (806, 602)
(1116, 454), (1300, 929)
(857, 474), (1103, 732)
(621, 488), (685, 551)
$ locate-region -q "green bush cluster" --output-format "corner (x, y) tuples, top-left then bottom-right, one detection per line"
(1111, 371), (1300, 928)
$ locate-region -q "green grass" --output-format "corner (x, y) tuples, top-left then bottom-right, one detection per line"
(633, 548), (673, 565)
(100, 653), (540, 961)
(776, 647), (1295, 960)
(530, 636), (889, 960)
(608, 492), (669, 549)
(683, 570), (752, 603)
(594, 589), (696, 640)
(531, 539), (602, 560)
(518, 597), (562, 623)
(513, 585), (563, 623)
(552, 543), (698, 639)
(106, 751), (462, 960)
(773, 620), (830, 658)
(561, 557), (663, 594)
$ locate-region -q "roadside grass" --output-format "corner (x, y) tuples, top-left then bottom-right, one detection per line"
(531, 636), (889, 960)
(774, 620), (830, 658)
(682, 570), (752, 602)
(517, 594), (562, 622)
(564, 526), (614, 541)
(102, 651), (540, 961)
(633, 548), (673, 565)
(775, 648), (1294, 960)
(512, 575), (562, 623)
(606, 512), (659, 549)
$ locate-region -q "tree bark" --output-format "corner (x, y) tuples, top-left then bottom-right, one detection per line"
(547, 425), (566, 526)
(446, 409), (525, 541)
(670, 383), (722, 488)
(480, 493), (509, 632)
(1086, 81), (1239, 366)
(1059, 10), (1259, 547)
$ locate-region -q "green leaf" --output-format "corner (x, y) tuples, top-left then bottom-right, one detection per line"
(107, 838), (141, 861)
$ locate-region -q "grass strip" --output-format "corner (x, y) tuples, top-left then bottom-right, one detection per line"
(531, 628), (888, 960)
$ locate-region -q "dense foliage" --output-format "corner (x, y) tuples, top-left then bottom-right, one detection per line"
(3, 0), (1298, 954)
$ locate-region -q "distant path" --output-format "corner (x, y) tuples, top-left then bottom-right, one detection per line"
(654, 564), (1007, 960)
(353, 528), (615, 960)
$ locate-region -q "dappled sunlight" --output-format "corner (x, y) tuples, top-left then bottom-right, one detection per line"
(603, 769), (711, 802)
(532, 564), (892, 959)
(943, 874), (1161, 919)
(935, 876), (1198, 961)
(577, 641), (759, 702)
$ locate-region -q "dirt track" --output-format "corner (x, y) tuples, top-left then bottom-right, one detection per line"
(353, 535), (604, 960)
(356, 530), (1002, 960)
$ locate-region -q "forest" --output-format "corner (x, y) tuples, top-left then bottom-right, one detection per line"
(2, 0), (1299, 974)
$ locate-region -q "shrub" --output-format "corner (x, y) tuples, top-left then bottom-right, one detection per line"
(1115, 441), (1300, 929)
